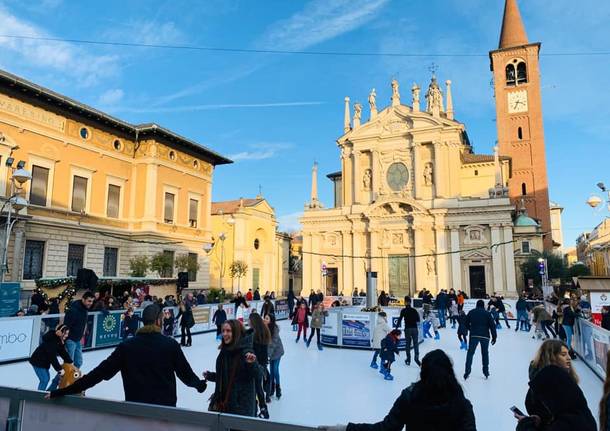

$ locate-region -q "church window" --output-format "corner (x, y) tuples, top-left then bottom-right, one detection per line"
(518, 127), (523, 140)
(521, 183), (527, 196)
(522, 241), (531, 254)
(474, 170), (479, 176)
(505, 64), (516, 86)
(517, 62), (528, 84)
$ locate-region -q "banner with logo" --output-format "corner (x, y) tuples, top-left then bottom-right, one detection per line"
(0, 282), (21, 317)
(574, 318), (608, 379)
(0, 317), (34, 361)
(96, 313), (122, 347)
(275, 300), (289, 319)
(590, 292), (610, 326)
(351, 297), (366, 307)
(321, 312), (339, 345)
(342, 313), (371, 347)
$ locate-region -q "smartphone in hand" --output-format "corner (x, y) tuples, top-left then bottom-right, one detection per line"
(510, 406), (525, 417)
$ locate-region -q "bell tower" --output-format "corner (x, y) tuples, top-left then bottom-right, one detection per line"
(490, 0), (552, 250)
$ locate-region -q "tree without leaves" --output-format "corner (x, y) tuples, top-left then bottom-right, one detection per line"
(229, 260), (248, 291)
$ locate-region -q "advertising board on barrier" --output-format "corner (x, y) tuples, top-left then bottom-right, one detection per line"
(0, 282), (21, 317)
(590, 292), (610, 326)
(342, 313), (371, 347)
(191, 306), (211, 333)
(321, 312), (338, 345)
(0, 317), (33, 361)
(351, 297), (366, 307)
(96, 313), (123, 347)
(275, 300), (289, 319)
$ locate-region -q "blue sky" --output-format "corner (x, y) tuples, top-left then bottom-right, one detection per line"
(0, 0), (608, 248)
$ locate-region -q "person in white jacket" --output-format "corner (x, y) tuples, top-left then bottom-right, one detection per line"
(370, 312), (391, 369)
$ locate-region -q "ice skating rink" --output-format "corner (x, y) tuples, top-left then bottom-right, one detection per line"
(0, 320), (602, 429)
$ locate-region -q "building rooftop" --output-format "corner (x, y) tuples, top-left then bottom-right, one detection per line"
(461, 153), (510, 164)
(211, 198), (264, 215)
(515, 213), (539, 227)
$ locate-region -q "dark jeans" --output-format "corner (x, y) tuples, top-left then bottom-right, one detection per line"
(404, 328), (419, 362)
(458, 333), (467, 343)
(438, 308), (446, 327)
(181, 325), (192, 346)
(371, 349), (380, 363)
(541, 320), (556, 338)
(215, 325), (222, 336)
(307, 328), (321, 344)
(499, 311), (510, 328)
(255, 365), (268, 408)
(465, 337), (490, 377)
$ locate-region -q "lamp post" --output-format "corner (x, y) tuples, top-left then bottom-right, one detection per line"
(586, 182), (610, 212)
(1, 164), (32, 283)
(204, 211), (235, 292)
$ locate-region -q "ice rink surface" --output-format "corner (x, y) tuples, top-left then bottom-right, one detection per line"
(0, 320), (602, 429)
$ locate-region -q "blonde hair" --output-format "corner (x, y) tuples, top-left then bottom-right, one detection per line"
(532, 339), (579, 383)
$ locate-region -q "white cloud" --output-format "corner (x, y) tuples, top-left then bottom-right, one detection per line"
(98, 88), (124, 106)
(116, 100), (324, 114)
(256, 0), (389, 51)
(0, 7), (119, 86)
(103, 19), (185, 46)
(229, 143), (293, 162)
(277, 212), (303, 233)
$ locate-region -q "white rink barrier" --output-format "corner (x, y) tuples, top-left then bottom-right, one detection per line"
(0, 299), (289, 364)
(573, 317), (609, 381)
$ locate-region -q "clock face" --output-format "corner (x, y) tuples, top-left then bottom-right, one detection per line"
(507, 90), (528, 113)
(386, 162), (409, 191)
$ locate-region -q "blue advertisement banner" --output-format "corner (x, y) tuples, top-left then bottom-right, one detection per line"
(275, 300), (289, 320)
(0, 282), (21, 317)
(95, 313), (122, 347)
(342, 313), (371, 347)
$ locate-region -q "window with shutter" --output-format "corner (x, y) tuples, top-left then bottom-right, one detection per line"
(23, 240), (45, 280)
(67, 244), (85, 276)
(103, 247), (118, 276)
(71, 176), (88, 212)
(164, 192), (174, 223)
(30, 166), (49, 207)
(107, 184), (121, 218)
(189, 199), (198, 227)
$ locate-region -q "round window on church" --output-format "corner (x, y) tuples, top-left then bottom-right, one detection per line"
(386, 162), (409, 191)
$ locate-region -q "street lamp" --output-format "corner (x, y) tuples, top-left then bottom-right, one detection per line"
(587, 182), (610, 211)
(1, 162), (32, 283)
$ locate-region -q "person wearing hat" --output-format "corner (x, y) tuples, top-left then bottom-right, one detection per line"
(48, 304), (207, 407)
(29, 324), (72, 391)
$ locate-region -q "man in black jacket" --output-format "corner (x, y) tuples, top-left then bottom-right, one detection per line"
(63, 291), (94, 369)
(49, 304), (207, 407)
(396, 296), (421, 366)
(464, 299), (497, 380)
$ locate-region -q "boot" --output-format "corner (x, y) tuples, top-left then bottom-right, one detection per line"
(384, 372), (394, 381)
(405, 358), (410, 366)
(317, 343), (323, 351)
(370, 359), (379, 369)
(414, 358), (421, 367)
(434, 332), (440, 340)
(306, 339), (311, 348)
(275, 384), (282, 399)
(258, 406), (269, 419)
(269, 384), (275, 397)
(295, 336), (300, 343)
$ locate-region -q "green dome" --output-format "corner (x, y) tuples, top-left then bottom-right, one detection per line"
(515, 214), (539, 227)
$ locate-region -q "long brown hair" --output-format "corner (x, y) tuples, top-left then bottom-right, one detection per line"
(249, 312), (271, 345)
(220, 319), (244, 350)
(600, 353), (610, 430)
(531, 339), (579, 383)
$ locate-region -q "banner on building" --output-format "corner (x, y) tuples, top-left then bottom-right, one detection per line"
(96, 313), (122, 347)
(342, 313), (371, 347)
(0, 283), (21, 318)
(0, 317), (33, 361)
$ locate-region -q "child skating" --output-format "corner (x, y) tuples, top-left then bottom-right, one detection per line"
(457, 310), (469, 350)
(370, 312), (390, 369)
(380, 329), (401, 380)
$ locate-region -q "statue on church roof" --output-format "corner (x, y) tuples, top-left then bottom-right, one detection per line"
(353, 103), (362, 127)
(368, 89), (376, 112)
(425, 75), (444, 116)
(391, 79), (400, 106)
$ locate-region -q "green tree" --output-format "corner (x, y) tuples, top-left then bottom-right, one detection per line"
(567, 263), (591, 279)
(150, 252), (174, 278)
(174, 254), (200, 275)
(129, 255), (149, 277)
(521, 251), (567, 286)
(229, 260), (248, 291)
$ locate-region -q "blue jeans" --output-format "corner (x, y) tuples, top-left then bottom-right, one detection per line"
(465, 337), (490, 377)
(438, 308), (446, 327)
(65, 339), (83, 368)
(371, 349), (380, 364)
(517, 310), (530, 330)
(269, 358), (281, 387)
(563, 325), (574, 349)
(33, 366), (50, 391)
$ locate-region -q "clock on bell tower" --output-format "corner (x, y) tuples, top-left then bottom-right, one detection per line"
(490, 0), (553, 250)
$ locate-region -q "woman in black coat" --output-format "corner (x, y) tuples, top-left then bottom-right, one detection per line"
(29, 324), (72, 391)
(320, 349), (476, 431)
(177, 300), (195, 347)
(204, 319), (258, 417)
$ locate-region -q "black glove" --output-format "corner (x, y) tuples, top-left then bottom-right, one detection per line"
(491, 339), (496, 346)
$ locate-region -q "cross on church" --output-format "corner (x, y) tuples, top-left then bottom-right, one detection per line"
(428, 62), (439, 77)
(258, 184), (263, 196)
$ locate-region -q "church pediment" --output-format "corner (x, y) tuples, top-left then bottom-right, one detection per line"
(364, 195), (431, 218)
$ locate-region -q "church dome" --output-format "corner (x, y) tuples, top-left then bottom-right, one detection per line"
(514, 214), (539, 227)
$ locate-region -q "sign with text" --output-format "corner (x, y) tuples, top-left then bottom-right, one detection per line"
(342, 313), (371, 347)
(321, 312), (339, 345)
(0, 282), (21, 317)
(275, 300), (289, 319)
(95, 313), (122, 347)
(0, 317), (33, 361)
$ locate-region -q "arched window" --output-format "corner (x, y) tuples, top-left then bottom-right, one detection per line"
(505, 64), (516, 86)
(521, 183), (527, 196)
(517, 62), (527, 84)
(518, 127), (523, 140)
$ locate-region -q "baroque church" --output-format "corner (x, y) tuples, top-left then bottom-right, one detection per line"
(300, 0), (551, 299)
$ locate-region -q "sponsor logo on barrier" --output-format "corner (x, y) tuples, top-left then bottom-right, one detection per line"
(0, 332), (27, 345)
(0, 318), (33, 361)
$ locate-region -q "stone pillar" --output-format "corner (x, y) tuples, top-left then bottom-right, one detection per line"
(490, 225), (503, 294)
(435, 225), (448, 292)
(433, 143), (445, 198)
(412, 144), (421, 199)
(342, 148), (352, 206)
(341, 230), (353, 294)
(450, 226), (462, 292)
(371, 150), (379, 201)
(303, 233), (312, 293)
(414, 226), (426, 293)
(503, 224), (517, 295)
(144, 163), (158, 220)
(310, 234), (321, 292)
(352, 229), (366, 293)
(11, 223), (25, 281)
(352, 150), (360, 204)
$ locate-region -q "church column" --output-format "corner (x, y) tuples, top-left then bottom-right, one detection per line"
(369, 225), (379, 287)
(352, 229), (366, 293)
(433, 142), (445, 198)
(503, 224), (517, 295)
(412, 143), (421, 199)
(342, 230), (353, 294)
(310, 234), (321, 292)
(352, 150), (360, 204)
(414, 225), (426, 293)
(371, 151), (379, 201)
(303, 233), (312, 292)
(342, 147), (352, 206)
(490, 224), (503, 294)
(450, 226), (462, 292)
(434, 225), (449, 292)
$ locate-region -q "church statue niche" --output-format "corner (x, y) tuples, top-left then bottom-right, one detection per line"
(426, 254), (436, 276)
(363, 169), (372, 191)
(464, 225), (486, 245)
(423, 162), (433, 186)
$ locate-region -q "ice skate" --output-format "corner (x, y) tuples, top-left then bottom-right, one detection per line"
(384, 373), (394, 381)
(370, 360), (378, 369)
(317, 343), (323, 351)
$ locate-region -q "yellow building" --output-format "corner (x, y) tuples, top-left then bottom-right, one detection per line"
(578, 218), (610, 276)
(0, 68), (231, 292)
(209, 198), (290, 295)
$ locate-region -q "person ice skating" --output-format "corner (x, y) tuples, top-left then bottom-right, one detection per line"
(457, 291), (465, 312)
(307, 303), (328, 350)
(320, 350), (477, 431)
(49, 305), (207, 407)
(30, 324), (73, 391)
(449, 300), (459, 329)
(212, 304), (227, 341)
(122, 307), (140, 339)
(489, 305), (501, 330)
(380, 329), (401, 380)
(463, 299), (497, 380)
(516, 295), (531, 332)
(261, 296), (275, 318)
(423, 312), (440, 340)
(488, 295), (510, 329)
(63, 291), (94, 369)
(253, 288), (261, 301)
(457, 310), (469, 350)
(177, 299), (195, 347)
(292, 302), (309, 343)
(532, 304), (555, 339)
(371, 312), (390, 369)
(248, 313), (271, 419)
(162, 309), (175, 337)
(561, 299), (577, 355)
(265, 314), (284, 400)
(396, 296), (421, 366)
(436, 289), (448, 328)
(204, 319), (258, 416)
(515, 340), (596, 431)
